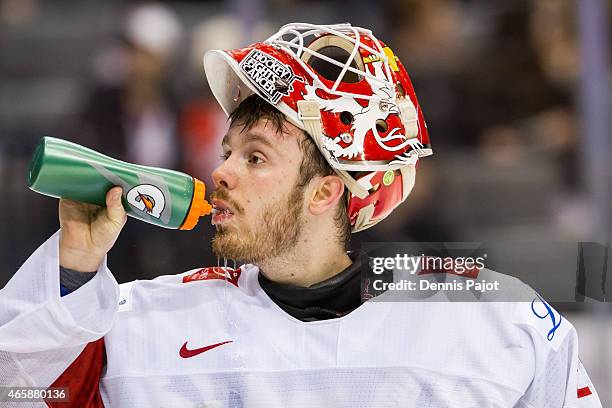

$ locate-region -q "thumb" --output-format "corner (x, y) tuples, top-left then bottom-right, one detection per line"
(105, 186), (127, 224)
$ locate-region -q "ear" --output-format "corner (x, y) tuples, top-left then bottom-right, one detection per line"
(308, 175), (345, 216)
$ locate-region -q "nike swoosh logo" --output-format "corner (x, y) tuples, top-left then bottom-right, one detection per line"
(179, 340), (232, 358)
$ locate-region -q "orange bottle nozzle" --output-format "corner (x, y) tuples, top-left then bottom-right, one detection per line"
(180, 178), (213, 230)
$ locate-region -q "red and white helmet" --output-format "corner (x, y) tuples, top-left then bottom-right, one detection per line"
(204, 23), (432, 232)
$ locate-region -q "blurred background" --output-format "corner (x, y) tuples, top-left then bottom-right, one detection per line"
(1, 0), (610, 403)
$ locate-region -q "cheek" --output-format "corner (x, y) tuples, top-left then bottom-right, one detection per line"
(245, 169), (297, 209)
(235, 149), (302, 212)
(251, 158), (299, 190)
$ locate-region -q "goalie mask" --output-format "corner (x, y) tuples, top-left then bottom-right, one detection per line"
(204, 23), (432, 232)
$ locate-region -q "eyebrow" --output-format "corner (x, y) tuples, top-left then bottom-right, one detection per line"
(222, 131), (277, 151)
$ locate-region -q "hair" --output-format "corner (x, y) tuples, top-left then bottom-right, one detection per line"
(228, 94), (351, 249)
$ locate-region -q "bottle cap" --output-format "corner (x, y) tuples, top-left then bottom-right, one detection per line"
(180, 177), (213, 230)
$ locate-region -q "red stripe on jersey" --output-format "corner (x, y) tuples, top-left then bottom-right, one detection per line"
(45, 338), (106, 407)
(182, 267), (241, 287)
(577, 386), (592, 398)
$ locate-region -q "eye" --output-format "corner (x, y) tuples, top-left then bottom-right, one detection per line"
(248, 153), (265, 165)
(219, 151), (230, 161)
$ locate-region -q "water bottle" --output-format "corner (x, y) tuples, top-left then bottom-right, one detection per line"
(27, 136), (213, 230)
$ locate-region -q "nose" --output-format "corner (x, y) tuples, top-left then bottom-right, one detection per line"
(211, 159), (237, 190)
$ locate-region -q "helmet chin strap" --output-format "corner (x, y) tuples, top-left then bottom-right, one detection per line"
(297, 100), (369, 199)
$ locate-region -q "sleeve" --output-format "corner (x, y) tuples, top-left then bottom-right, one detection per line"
(0, 231), (120, 407)
(513, 296), (602, 408)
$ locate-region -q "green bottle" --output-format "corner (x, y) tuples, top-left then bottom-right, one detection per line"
(27, 136), (212, 230)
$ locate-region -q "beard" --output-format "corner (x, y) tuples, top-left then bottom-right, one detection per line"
(211, 183), (304, 264)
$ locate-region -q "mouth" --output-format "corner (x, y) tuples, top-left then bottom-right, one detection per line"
(211, 199), (235, 225)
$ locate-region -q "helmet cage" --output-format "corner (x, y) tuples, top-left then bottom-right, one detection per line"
(265, 23), (396, 101)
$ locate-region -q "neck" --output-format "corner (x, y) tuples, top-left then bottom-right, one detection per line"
(257, 237), (352, 287)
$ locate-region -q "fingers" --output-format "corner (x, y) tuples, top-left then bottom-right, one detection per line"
(105, 186), (127, 225)
(59, 198), (94, 225)
(60, 198), (90, 211)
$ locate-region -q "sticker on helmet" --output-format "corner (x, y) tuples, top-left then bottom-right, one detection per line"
(126, 184), (166, 218)
(363, 47), (399, 72)
(382, 170), (395, 186)
(239, 49), (304, 104)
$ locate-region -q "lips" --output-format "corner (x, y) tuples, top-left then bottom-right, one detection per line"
(212, 199), (235, 225)
(212, 199), (235, 214)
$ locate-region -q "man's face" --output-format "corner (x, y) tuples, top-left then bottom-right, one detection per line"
(210, 119), (306, 263)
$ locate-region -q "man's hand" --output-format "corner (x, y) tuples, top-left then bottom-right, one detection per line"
(59, 186), (127, 272)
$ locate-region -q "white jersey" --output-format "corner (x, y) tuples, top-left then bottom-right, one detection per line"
(0, 232), (602, 407)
